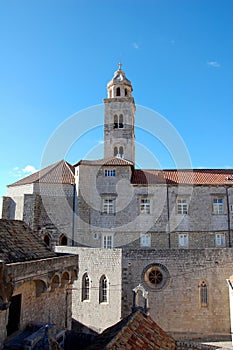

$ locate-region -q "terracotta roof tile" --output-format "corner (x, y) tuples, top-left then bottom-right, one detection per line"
(75, 157), (134, 167)
(84, 310), (176, 350)
(0, 219), (56, 263)
(133, 169), (233, 185)
(8, 160), (75, 187)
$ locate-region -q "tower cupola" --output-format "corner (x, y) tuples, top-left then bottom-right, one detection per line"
(103, 65), (136, 164)
(107, 63), (133, 99)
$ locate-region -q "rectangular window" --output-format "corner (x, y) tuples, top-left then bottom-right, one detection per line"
(177, 198), (188, 215)
(140, 233), (151, 248)
(103, 235), (113, 249)
(105, 169), (116, 177)
(215, 233), (225, 247)
(212, 198), (224, 214)
(179, 233), (189, 248)
(140, 198), (151, 214)
(102, 198), (115, 214)
(230, 204), (233, 213)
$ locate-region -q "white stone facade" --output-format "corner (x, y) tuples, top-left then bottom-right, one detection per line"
(55, 246), (122, 333)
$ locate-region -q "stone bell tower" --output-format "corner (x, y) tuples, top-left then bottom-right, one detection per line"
(103, 64), (136, 164)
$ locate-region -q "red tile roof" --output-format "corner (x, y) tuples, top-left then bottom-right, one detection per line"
(0, 219), (56, 263)
(8, 159), (233, 188)
(8, 160), (75, 187)
(133, 169), (233, 185)
(74, 157), (134, 167)
(84, 310), (176, 350)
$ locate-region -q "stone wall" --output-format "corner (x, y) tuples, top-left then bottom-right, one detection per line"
(13, 280), (71, 331)
(75, 163), (233, 249)
(122, 248), (233, 340)
(104, 98), (135, 163)
(0, 254), (78, 348)
(55, 247), (122, 333)
(6, 184), (34, 220)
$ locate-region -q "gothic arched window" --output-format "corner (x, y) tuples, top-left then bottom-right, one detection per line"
(116, 87), (121, 96)
(43, 233), (51, 247)
(82, 273), (90, 301)
(99, 275), (108, 303)
(199, 280), (208, 307)
(59, 234), (67, 246)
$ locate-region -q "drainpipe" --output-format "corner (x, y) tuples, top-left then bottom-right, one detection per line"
(226, 187), (231, 247)
(166, 185), (171, 249)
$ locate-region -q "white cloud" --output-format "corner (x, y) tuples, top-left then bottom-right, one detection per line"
(11, 164), (37, 178)
(207, 61), (221, 68)
(22, 165), (37, 174)
(132, 42), (139, 49)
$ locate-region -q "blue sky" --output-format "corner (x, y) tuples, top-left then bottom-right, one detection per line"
(1, 0), (233, 200)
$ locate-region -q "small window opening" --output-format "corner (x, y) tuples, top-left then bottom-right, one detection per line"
(82, 273), (90, 301)
(43, 234), (51, 247)
(116, 87), (121, 96)
(59, 234), (67, 246)
(7, 294), (22, 336)
(99, 275), (108, 303)
(200, 280), (208, 307)
(114, 114), (118, 128)
(125, 88), (128, 96)
(114, 147), (118, 157)
(119, 114), (123, 128)
(119, 146), (124, 158)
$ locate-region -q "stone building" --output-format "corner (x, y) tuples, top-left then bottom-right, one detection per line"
(2, 65), (233, 340)
(0, 219), (78, 349)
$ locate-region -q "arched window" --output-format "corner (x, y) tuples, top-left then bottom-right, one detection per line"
(113, 114), (124, 129)
(43, 233), (51, 247)
(114, 114), (118, 128)
(119, 146), (124, 158)
(99, 275), (108, 303)
(125, 88), (128, 96)
(119, 114), (123, 128)
(114, 147), (118, 157)
(82, 273), (90, 301)
(59, 234), (67, 246)
(116, 87), (121, 96)
(199, 280), (208, 307)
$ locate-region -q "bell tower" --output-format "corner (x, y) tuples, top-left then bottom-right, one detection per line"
(103, 64), (136, 164)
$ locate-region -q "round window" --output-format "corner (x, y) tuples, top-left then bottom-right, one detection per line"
(143, 263), (169, 290)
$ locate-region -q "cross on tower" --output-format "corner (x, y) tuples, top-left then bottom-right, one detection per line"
(118, 62), (123, 70)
